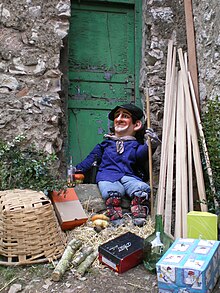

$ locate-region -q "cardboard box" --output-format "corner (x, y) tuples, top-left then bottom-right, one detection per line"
(98, 232), (144, 273)
(156, 238), (220, 293)
(51, 188), (88, 230)
(187, 211), (218, 240)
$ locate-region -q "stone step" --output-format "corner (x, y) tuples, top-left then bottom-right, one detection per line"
(74, 184), (131, 214)
(74, 184), (105, 213)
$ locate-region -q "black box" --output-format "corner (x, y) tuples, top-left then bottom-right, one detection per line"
(98, 232), (144, 273)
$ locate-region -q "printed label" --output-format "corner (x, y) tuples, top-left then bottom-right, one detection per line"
(109, 242), (132, 253)
(101, 256), (117, 270)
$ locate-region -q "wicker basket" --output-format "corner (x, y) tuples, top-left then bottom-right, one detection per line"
(0, 189), (67, 266)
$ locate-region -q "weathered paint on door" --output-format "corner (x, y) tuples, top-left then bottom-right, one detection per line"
(68, 0), (142, 165)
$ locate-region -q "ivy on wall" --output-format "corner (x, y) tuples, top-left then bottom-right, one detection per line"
(201, 96), (220, 213)
(0, 134), (67, 193)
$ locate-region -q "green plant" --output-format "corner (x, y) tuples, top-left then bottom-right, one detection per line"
(201, 96), (220, 213)
(0, 266), (19, 282)
(0, 264), (53, 290)
(0, 134), (67, 193)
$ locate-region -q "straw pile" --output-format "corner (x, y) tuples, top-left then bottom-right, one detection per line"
(66, 215), (154, 268)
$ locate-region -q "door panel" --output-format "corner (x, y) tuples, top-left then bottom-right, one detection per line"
(68, 108), (110, 161)
(68, 0), (140, 164)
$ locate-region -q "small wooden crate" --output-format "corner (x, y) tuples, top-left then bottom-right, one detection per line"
(0, 189), (67, 266)
(51, 188), (88, 230)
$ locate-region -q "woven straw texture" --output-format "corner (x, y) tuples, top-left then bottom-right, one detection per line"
(0, 189), (67, 266)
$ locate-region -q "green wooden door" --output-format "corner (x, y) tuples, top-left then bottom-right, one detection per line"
(68, 0), (142, 165)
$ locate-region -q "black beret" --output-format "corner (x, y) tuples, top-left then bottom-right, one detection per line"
(108, 104), (144, 121)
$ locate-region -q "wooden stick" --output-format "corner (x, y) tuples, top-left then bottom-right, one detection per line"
(175, 70), (189, 238)
(145, 89), (154, 218)
(75, 250), (98, 277)
(187, 123), (194, 211)
(52, 239), (82, 281)
(178, 48), (207, 212)
(184, 54), (193, 211)
(156, 40), (173, 215)
(164, 67), (177, 235)
(184, 0), (199, 105)
(72, 246), (94, 268)
(175, 71), (183, 238)
(184, 52), (188, 71)
(180, 71), (188, 238)
(157, 41), (176, 215)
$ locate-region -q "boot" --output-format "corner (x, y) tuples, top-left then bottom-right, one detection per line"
(130, 195), (149, 226)
(105, 195), (124, 226)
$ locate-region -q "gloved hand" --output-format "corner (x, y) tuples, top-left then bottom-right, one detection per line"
(145, 128), (161, 148)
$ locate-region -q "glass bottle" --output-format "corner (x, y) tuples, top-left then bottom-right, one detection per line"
(90, 154), (99, 183)
(67, 156), (75, 186)
(143, 214), (173, 273)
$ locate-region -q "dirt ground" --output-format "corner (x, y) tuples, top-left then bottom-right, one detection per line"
(0, 261), (158, 293)
(0, 258), (220, 293)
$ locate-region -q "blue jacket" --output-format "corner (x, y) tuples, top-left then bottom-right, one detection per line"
(76, 138), (149, 183)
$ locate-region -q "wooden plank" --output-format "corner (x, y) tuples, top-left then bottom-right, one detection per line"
(175, 70), (189, 238)
(175, 71), (183, 238)
(164, 67), (177, 235)
(178, 48), (207, 212)
(180, 72), (189, 238)
(187, 124), (194, 211)
(183, 0), (199, 105)
(184, 54), (193, 211)
(157, 41), (176, 215)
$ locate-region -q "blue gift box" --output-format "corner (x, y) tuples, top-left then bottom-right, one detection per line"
(156, 238), (220, 293)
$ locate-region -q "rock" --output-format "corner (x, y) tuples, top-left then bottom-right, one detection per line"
(74, 184), (106, 213)
(8, 284), (22, 293)
(0, 74), (19, 91)
(42, 278), (53, 290)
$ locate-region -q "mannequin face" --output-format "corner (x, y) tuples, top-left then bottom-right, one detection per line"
(113, 109), (142, 137)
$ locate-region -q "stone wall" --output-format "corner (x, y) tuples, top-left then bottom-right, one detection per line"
(0, 0), (70, 165)
(0, 0), (219, 178)
(193, 0), (220, 102)
(140, 0), (186, 182)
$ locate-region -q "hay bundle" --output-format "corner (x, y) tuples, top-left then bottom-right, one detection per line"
(67, 214), (154, 268)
